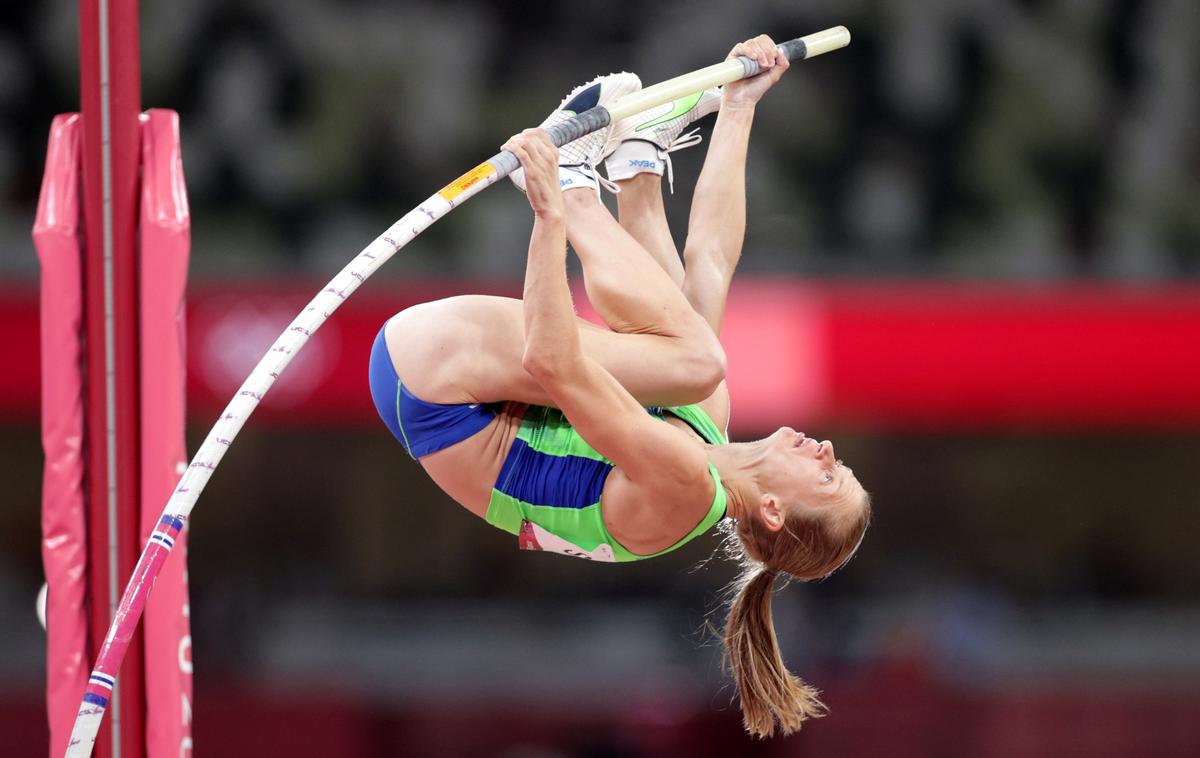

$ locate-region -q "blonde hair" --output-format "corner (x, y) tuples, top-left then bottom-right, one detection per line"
(721, 490), (871, 738)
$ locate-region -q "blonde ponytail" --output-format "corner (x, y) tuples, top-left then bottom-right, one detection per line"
(723, 566), (826, 738)
(719, 487), (872, 737)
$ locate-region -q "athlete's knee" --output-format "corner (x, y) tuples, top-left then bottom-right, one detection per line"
(678, 319), (727, 396)
(699, 337), (729, 394)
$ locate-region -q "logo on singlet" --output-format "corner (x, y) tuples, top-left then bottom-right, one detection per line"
(519, 520), (616, 562)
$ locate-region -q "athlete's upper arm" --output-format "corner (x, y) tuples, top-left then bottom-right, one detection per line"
(527, 355), (711, 495)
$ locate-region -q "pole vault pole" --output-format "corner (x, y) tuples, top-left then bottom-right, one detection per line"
(63, 26), (851, 757)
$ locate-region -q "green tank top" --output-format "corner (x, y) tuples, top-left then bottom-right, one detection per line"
(484, 403), (728, 562)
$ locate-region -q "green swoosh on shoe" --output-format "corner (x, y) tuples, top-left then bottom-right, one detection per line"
(635, 91), (705, 131)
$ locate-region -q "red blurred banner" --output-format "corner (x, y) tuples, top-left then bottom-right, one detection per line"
(9, 280), (1200, 432)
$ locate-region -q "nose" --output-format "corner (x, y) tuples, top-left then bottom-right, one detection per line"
(818, 440), (835, 460)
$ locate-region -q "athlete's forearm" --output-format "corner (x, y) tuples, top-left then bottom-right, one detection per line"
(683, 104), (754, 276)
(521, 214), (580, 376)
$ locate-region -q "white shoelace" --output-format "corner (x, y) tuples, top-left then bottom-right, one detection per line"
(571, 123), (707, 199)
(660, 127), (704, 194)
(565, 128), (626, 201)
(562, 163), (620, 201)
(592, 160), (622, 196)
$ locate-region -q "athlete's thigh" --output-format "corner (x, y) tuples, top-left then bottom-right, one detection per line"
(386, 294), (709, 407)
(386, 295), (536, 404)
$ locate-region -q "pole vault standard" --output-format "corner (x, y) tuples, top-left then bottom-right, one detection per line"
(64, 27), (851, 757)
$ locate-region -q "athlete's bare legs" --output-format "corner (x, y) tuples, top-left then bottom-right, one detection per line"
(613, 172), (685, 287)
(389, 69), (764, 412)
(386, 185), (725, 408)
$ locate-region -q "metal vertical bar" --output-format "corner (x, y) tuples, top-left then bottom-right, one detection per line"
(79, 1), (144, 756)
(96, 3), (122, 757)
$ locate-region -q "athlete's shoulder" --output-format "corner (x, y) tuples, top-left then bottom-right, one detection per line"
(600, 457), (717, 556)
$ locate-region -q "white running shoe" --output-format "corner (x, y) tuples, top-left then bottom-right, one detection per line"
(510, 72), (643, 195)
(605, 87), (722, 191)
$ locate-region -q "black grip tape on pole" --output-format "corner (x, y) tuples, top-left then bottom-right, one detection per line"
(489, 106), (613, 179)
(490, 150), (521, 177)
(779, 38), (809, 62)
(545, 107), (612, 147)
(738, 38), (809, 77)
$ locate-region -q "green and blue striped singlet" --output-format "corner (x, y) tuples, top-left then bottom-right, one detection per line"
(485, 404), (728, 562)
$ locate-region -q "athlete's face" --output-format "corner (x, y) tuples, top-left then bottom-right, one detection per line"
(757, 427), (862, 518)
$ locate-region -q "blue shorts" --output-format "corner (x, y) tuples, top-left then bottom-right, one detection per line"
(368, 323), (498, 458)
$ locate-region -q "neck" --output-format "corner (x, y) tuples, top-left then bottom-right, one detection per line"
(706, 440), (767, 521)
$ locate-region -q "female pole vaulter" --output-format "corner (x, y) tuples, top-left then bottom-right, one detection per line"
(369, 36), (871, 737)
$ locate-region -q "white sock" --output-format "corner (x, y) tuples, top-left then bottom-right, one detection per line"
(510, 163), (601, 194)
(557, 164), (600, 192)
(604, 140), (665, 182)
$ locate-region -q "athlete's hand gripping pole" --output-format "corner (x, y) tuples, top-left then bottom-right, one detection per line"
(62, 26), (850, 757)
(490, 26), (850, 175)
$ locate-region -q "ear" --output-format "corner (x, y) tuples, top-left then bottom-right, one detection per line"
(758, 493), (786, 533)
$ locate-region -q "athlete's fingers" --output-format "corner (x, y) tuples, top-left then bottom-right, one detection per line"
(507, 131), (561, 213)
(775, 46), (790, 70)
(730, 35), (777, 69)
(503, 132), (553, 171)
(510, 129), (558, 172)
(753, 34), (777, 67)
(752, 36), (770, 67)
(503, 135), (529, 161)
(510, 140), (542, 174)
(525, 128), (556, 151)
(530, 136), (559, 169)
(728, 41), (755, 64)
(510, 136), (562, 217)
(500, 132), (524, 154)
(764, 39), (786, 69)
(505, 140), (531, 168)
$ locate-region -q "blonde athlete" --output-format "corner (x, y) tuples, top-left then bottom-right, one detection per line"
(369, 36), (871, 737)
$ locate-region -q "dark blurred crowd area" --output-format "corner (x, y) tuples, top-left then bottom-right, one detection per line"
(2, 1), (1199, 756)
(2, 0), (1198, 280)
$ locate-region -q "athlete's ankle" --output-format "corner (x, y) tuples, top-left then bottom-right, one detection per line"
(606, 140), (664, 182)
(615, 171), (662, 192)
(563, 185), (600, 205)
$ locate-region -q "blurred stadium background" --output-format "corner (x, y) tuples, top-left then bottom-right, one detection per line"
(4, 0), (1199, 755)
